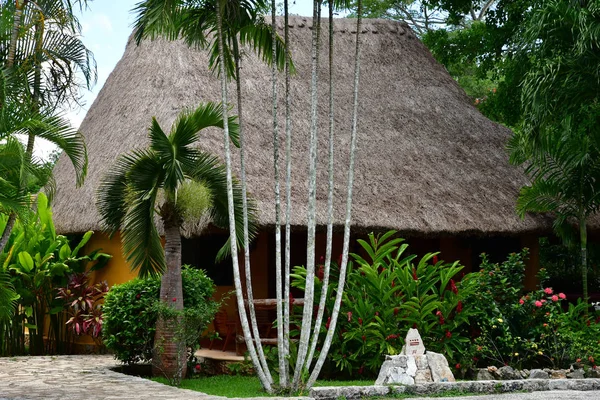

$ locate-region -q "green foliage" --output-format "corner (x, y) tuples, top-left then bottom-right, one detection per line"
(292, 231), (477, 378)
(466, 250), (600, 370)
(102, 266), (220, 365)
(96, 103), (254, 278)
(177, 180), (212, 222)
(0, 193), (111, 355)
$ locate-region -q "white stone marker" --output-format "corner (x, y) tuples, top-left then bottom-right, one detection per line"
(401, 328), (425, 356)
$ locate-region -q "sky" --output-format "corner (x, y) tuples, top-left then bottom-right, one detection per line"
(36, 0), (322, 159)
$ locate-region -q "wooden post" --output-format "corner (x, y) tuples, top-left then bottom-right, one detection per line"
(521, 234), (540, 291)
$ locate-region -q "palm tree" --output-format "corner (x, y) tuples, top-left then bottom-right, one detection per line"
(96, 102), (257, 381)
(133, 0), (290, 386)
(510, 0), (600, 303)
(0, 0), (95, 250)
(0, 65), (87, 252)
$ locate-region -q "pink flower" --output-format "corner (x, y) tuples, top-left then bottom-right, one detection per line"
(535, 301), (543, 307)
(544, 287), (553, 295)
(519, 298), (525, 305)
(551, 295), (559, 302)
(541, 299), (547, 303)
(456, 301), (463, 313)
(559, 293), (566, 299)
(347, 311), (353, 322)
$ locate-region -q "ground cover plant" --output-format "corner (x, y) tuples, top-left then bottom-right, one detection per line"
(151, 375), (373, 397)
(102, 266), (220, 367)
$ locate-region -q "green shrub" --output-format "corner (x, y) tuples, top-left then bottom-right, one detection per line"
(291, 231), (478, 378)
(103, 266), (219, 364)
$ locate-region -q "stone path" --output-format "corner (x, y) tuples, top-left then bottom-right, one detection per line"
(0, 355), (599, 400)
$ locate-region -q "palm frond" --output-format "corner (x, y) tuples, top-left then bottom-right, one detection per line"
(0, 269), (19, 322)
(188, 151), (259, 261)
(133, 0), (187, 44)
(121, 191), (166, 278)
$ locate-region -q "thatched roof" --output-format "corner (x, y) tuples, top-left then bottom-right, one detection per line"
(52, 16), (556, 237)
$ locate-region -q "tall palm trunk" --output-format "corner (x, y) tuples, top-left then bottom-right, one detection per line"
(7, 0), (29, 69)
(282, 0), (292, 388)
(216, 2), (272, 392)
(270, 0), (286, 385)
(579, 213), (588, 303)
(292, 0), (321, 389)
(231, 36), (272, 383)
(307, 0), (363, 388)
(307, 7), (335, 368)
(152, 207), (186, 380)
(1, 7), (42, 253)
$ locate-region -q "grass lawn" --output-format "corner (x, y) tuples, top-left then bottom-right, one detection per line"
(151, 375), (374, 397)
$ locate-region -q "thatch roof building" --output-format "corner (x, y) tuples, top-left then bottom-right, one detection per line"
(52, 16), (552, 240)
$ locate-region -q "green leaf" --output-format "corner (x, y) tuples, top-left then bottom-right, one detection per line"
(18, 251), (34, 272)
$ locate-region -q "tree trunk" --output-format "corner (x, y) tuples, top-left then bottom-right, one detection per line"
(307, 0), (363, 388)
(282, 0), (292, 387)
(270, 0), (286, 385)
(307, 8), (335, 368)
(216, 4), (272, 392)
(7, 0), (29, 69)
(0, 213), (16, 253)
(292, 0), (321, 389)
(152, 212), (186, 381)
(580, 214), (588, 304)
(26, 16), (44, 159)
(232, 35), (272, 383)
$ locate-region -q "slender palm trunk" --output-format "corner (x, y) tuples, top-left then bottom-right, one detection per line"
(152, 213), (186, 381)
(232, 36), (272, 383)
(307, 8), (335, 368)
(580, 213), (588, 303)
(7, 0), (29, 69)
(216, 4), (272, 392)
(292, 0), (321, 389)
(282, 0), (292, 388)
(270, 0), (286, 385)
(26, 16), (44, 158)
(0, 214), (16, 252)
(307, 0), (363, 388)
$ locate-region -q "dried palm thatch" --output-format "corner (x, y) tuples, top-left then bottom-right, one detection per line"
(51, 16), (556, 237)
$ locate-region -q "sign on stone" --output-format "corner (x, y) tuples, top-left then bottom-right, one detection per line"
(402, 328), (425, 356)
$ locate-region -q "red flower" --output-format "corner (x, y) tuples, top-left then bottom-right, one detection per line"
(386, 334), (398, 341)
(337, 254), (343, 265)
(450, 279), (458, 294)
(361, 335), (366, 342)
(320, 256), (324, 263)
(358, 366), (364, 375)
(544, 287), (553, 295)
(317, 265), (325, 280)
(445, 330), (452, 338)
(391, 281), (395, 287)
(136, 294), (141, 300)
(394, 307), (399, 316)
(472, 357), (479, 362)
(433, 255), (439, 264)
(347, 311), (353, 322)
(195, 364), (201, 371)
(412, 267), (418, 281)
(455, 363), (461, 369)
(558, 293), (566, 299)
(589, 356), (595, 363)
(436, 310), (445, 325)
(456, 301), (463, 313)
(172, 297), (177, 302)
(519, 298), (524, 305)
(358, 317), (363, 325)
(375, 311), (380, 317)
(325, 317), (331, 330)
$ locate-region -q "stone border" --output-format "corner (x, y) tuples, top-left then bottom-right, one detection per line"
(310, 379), (600, 399)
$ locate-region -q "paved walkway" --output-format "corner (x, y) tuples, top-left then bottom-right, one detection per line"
(0, 355), (599, 400)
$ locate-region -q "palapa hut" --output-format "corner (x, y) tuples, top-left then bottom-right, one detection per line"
(52, 16), (555, 309)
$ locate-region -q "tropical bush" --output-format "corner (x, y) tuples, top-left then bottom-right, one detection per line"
(0, 193), (111, 356)
(292, 231), (478, 378)
(102, 266), (220, 365)
(466, 250), (600, 371)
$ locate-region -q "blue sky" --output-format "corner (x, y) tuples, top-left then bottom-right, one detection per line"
(36, 0), (320, 158)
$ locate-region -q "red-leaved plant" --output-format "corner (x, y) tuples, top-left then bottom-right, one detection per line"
(56, 273), (109, 338)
